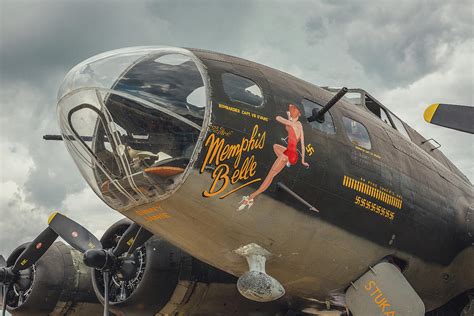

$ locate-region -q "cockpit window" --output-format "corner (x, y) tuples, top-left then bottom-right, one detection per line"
(364, 94), (396, 128)
(390, 113), (411, 140)
(343, 117), (372, 150)
(302, 99), (336, 134)
(222, 73), (264, 107)
(380, 108), (392, 126)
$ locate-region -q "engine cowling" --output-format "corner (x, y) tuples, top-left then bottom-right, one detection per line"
(92, 219), (287, 316)
(91, 218), (184, 316)
(4, 241), (102, 316)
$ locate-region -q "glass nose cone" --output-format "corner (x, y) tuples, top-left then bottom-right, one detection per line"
(57, 47), (210, 211)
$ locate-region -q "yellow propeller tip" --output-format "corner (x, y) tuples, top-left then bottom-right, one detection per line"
(424, 103), (439, 123)
(48, 211), (58, 224)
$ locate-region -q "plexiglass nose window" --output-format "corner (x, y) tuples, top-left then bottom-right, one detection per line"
(58, 48), (208, 126)
(112, 53), (206, 125)
(60, 88), (202, 210)
(57, 48), (208, 211)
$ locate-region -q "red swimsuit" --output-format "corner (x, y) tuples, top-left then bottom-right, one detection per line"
(283, 125), (299, 165)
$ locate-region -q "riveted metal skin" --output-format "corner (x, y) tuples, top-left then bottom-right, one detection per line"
(56, 47), (473, 312)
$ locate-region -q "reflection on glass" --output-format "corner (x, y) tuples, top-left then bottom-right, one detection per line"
(57, 48), (208, 211)
(222, 73), (263, 107)
(380, 108), (392, 126)
(343, 117), (372, 150)
(302, 99), (336, 134)
(59, 89), (201, 210)
(390, 114), (411, 140)
(113, 52), (206, 125)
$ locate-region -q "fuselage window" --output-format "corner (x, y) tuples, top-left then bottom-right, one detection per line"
(342, 117), (372, 150)
(302, 99), (336, 134)
(222, 73), (264, 107)
(390, 113), (411, 140)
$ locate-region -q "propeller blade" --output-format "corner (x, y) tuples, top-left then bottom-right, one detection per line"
(126, 227), (153, 255)
(0, 256), (5, 268)
(48, 212), (102, 253)
(112, 223), (140, 257)
(103, 271), (110, 316)
(11, 227), (58, 273)
(424, 103), (474, 134)
(2, 284), (8, 316)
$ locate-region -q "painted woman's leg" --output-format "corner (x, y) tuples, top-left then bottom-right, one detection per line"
(273, 144), (286, 156)
(249, 154), (287, 200)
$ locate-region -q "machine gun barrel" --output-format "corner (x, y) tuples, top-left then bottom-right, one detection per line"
(309, 87), (348, 123)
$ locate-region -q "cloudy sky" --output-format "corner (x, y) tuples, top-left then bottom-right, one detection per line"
(0, 0), (472, 256)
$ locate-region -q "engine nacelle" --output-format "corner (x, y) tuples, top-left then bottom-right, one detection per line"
(4, 241), (102, 316)
(91, 218), (185, 315)
(92, 219), (287, 315)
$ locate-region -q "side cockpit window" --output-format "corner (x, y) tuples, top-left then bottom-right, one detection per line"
(389, 113), (411, 140)
(343, 117), (372, 150)
(364, 94), (411, 140)
(302, 99), (336, 134)
(380, 108), (392, 126)
(222, 73), (264, 107)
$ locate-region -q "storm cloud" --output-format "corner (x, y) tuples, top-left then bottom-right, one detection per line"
(0, 0), (472, 256)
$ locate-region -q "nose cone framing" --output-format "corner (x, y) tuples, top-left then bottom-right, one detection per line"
(56, 47), (211, 212)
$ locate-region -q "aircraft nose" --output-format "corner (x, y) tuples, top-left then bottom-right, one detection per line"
(56, 47), (210, 211)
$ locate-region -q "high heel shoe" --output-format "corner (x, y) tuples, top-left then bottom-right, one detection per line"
(238, 196), (254, 211)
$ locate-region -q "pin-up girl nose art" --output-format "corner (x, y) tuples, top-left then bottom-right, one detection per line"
(238, 104), (310, 210)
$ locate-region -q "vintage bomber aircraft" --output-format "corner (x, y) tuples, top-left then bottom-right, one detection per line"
(2, 46), (473, 315)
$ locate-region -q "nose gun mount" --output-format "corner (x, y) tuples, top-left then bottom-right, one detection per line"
(234, 243), (285, 302)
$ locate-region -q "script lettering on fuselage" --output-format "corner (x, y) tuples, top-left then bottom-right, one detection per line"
(200, 124), (266, 198)
(208, 125), (233, 137)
